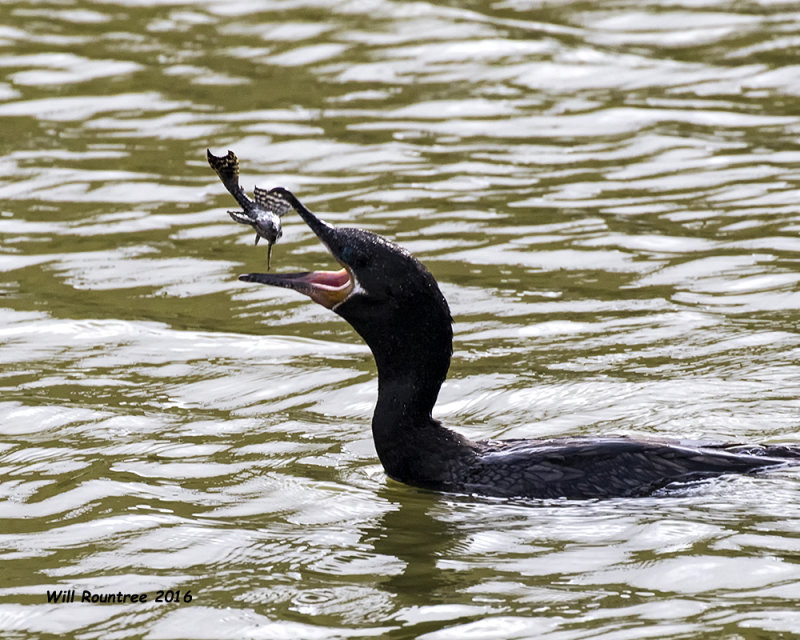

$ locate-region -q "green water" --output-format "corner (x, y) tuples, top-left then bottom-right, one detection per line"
(1, 1), (799, 638)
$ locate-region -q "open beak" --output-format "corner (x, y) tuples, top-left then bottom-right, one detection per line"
(238, 189), (356, 310)
(240, 266), (353, 309)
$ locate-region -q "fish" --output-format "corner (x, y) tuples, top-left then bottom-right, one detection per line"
(207, 149), (290, 269)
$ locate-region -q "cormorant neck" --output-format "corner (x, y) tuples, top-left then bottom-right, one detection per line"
(374, 374), (442, 428)
(325, 231), (459, 485)
(341, 300), (453, 422)
(368, 340), (477, 491)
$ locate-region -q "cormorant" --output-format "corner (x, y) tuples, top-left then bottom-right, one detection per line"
(238, 187), (800, 499)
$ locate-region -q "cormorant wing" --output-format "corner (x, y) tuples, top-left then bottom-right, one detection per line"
(466, 437), (790, 499)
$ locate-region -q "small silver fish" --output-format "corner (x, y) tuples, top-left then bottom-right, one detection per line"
(207, 149), (290, 269)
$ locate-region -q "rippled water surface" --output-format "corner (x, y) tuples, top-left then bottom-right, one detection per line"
(2, 1), (800, 638)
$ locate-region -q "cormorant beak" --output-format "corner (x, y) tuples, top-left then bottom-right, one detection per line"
(238, 188), (356, 310)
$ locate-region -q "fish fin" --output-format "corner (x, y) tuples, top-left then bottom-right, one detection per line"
(254, 187), (291, 217)
(207, 149), (240, 186)
(228, 210), (253, 225)
(209, 149), (254, 210)
(254, 233), (260, 245)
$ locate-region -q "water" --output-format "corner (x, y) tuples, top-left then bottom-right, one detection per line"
(2, 1), (800, 638)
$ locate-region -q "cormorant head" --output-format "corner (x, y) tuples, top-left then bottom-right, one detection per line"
(239, 188), (453, 397)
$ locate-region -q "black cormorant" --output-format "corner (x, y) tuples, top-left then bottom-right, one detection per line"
(239, 188), (800, 499)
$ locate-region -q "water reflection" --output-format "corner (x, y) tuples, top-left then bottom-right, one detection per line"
(2, 0), (800, 637)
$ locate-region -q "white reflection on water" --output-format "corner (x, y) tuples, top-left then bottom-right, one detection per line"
(2, 0), (800, 637)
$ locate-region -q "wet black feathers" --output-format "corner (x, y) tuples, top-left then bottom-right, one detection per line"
(457, 437), (794, 499)
(336, 234), (800, 498)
